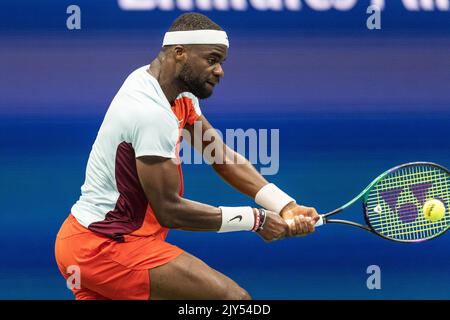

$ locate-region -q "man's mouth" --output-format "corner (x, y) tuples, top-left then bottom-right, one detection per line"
(206, 80), (217, 87)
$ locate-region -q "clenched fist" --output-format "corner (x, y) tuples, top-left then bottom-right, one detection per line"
(280, 203), (320, 237)
(256, 211), (290, 242)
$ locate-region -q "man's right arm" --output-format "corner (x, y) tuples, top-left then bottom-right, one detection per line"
(136, 155), (222, 231)
(136, 155), (292, 241)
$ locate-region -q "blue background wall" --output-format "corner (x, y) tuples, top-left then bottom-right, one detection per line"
(1, 0), (449, 299)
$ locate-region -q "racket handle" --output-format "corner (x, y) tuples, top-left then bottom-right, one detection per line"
(285, 215), (324, 227)
(315, 215), (324, 227)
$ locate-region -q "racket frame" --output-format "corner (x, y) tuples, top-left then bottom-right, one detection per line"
(318, 161), (450, 242)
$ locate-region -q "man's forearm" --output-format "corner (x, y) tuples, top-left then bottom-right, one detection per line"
(153, 195), (262, 233)
(137, 155), (263, 233)
(212, 152), (269, 198)
(212, 150), (296, 214)
(154, 196), (222, 231)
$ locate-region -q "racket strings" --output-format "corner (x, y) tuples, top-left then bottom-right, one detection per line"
(375, 168), (450, 240)
(371, 173), (449, 240)
(367, 178), (449, 224)
(365, 165), (450, 241)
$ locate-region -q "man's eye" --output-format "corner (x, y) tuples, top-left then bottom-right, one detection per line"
(207, 58), (217, 65)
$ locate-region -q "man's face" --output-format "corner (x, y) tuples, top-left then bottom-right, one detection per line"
(178, 44), (227, 99)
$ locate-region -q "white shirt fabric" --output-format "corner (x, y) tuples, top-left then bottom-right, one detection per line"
(71, 65), (201, 239)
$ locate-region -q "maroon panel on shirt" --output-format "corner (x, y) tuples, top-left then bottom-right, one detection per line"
(88, 142), (148, 242)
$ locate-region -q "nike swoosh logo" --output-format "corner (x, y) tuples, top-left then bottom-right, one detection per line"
(229, 215), (242, 223)
(178, 119), (184, 123)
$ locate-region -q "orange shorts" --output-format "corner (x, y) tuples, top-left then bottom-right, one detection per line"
(54, 214), (183, 300)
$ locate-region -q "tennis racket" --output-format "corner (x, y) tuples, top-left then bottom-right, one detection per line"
(309, 162), (450, 242)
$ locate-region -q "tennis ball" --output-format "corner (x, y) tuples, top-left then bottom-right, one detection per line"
(423, 199), (446, 222)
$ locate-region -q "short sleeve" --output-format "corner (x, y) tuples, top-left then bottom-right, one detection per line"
(181, 92), (202, 125)
(132, 108), (179, 159)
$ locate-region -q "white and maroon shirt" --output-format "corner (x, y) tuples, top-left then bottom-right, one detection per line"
(71, 65), (201, 241)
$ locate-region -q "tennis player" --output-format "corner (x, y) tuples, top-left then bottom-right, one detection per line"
(55, 12), (320, 300)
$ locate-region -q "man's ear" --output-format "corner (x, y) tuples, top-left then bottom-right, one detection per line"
(173, 45), (188, 63)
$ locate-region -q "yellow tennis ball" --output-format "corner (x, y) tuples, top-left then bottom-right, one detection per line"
(423, 199), (446, 222)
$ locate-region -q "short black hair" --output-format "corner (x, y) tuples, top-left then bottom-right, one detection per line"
(168, 12), (223, 32)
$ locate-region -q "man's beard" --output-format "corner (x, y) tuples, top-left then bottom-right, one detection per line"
(178, 63), (213, 100)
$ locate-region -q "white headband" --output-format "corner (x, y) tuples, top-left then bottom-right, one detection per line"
(162, 30), (229, 48)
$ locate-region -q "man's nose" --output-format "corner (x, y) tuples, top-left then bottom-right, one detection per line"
(213, 64), (224, 78)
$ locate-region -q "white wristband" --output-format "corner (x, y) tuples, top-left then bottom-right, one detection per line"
(218, 206), (255, 233)
(255, 183), (296, 214)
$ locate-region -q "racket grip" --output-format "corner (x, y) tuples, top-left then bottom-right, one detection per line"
(285, 215), (324, 227)
(315, 215), (324, 227)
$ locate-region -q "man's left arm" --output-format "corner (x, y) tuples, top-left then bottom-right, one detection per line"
(185, 115), (320, 235)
